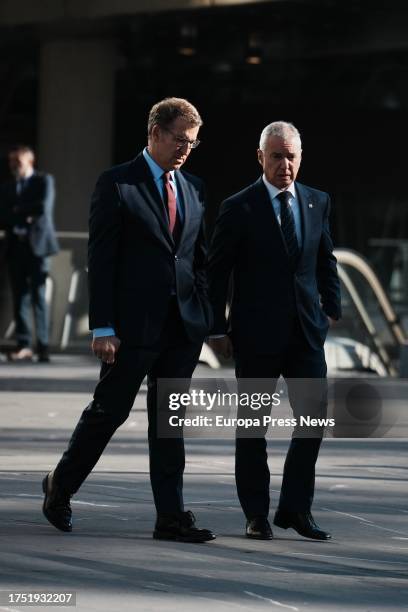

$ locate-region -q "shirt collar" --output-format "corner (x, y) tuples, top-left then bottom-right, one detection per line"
(262, 175), (296, 200)
(143, 147), (175, 183)
(16, 169), (34, 182)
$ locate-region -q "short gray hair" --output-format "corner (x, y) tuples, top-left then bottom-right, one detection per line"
(259, 121), (302, 151)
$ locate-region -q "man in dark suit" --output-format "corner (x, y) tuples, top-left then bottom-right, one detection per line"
(42, 97), (215, 543)
(0, 145), (59, 362)
(208, 121), (341, 541)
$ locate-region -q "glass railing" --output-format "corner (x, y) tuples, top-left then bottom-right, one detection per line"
(333, 249), (407, 376)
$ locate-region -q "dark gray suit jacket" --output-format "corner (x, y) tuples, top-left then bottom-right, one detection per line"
(0, 172), (59, 258)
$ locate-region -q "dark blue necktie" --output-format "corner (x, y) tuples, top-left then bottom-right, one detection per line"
(277, 191), (300, 268)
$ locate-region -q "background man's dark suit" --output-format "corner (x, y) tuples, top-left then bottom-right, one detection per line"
(53, 153), (212, 516)
(208, 127), (341, 538)
(0, 170), (58, 356)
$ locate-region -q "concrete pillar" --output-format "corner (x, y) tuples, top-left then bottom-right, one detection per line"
(37, 39), (116, 231)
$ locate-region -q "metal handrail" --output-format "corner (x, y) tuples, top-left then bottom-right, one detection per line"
(0, 230), (88, 239)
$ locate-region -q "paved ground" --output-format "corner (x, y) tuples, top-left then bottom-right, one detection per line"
(0, 355), (407, 611)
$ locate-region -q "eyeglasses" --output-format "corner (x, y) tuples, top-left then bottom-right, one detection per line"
(162, 127), (200, 150)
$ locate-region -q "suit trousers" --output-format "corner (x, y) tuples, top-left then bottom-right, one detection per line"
(8, 238), (49, 349)
(53, 298), (202, 515)
(234, 317), (327, 519)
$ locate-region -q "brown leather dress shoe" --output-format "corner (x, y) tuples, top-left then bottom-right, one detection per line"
(273, 509), (331, 540)
(153, 510), (216, 543)
(246, 516), (273, 540)
(42, 472), (73, 532)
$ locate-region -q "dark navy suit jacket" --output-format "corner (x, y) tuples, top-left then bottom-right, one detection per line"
(0, 172), (59, 258)
(88, 152), (213, 346)
(208, 177), (342, 352)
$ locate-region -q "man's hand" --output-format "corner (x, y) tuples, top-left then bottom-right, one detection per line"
(208, 336), (233, 359)
(91, 335), (121, 364)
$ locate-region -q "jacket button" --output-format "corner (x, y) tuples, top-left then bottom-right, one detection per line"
(174, 255), (179, 261)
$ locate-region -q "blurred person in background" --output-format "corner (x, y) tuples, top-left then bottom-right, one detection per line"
(0, 145), (58, 362)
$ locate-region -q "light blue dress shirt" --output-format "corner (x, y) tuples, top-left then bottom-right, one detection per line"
(93, 149), (183, 339)
(142, 147), (184, 222)
(261, 175), (303, 248)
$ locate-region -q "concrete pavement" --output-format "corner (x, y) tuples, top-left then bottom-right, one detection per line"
(0, 355), (407, 611)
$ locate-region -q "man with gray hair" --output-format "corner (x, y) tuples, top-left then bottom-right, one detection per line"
(42, 97), (215, 543)
(208, 120), (341, 541)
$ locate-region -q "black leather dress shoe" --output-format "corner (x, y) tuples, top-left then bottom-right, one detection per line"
(246, 517), (273, 540)
(37, 343), (50, 363)
(273, 509), (331, 540)
(42, 472), (72, 532)
(153, 510), (216, 543)
(37, 351), (50, 363)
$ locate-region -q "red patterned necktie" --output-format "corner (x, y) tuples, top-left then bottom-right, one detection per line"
(163, 172), (177, 234)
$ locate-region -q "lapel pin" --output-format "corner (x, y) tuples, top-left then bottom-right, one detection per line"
(308, 203), (313, 208)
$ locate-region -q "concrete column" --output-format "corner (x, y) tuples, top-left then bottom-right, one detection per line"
(37, 39), (116, 231)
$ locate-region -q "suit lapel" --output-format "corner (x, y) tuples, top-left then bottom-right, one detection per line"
(295, 182), (314, 260)
(251, 178), (289, 255)
(127, 154), (174, 251)
(174, 171), (193, 247)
